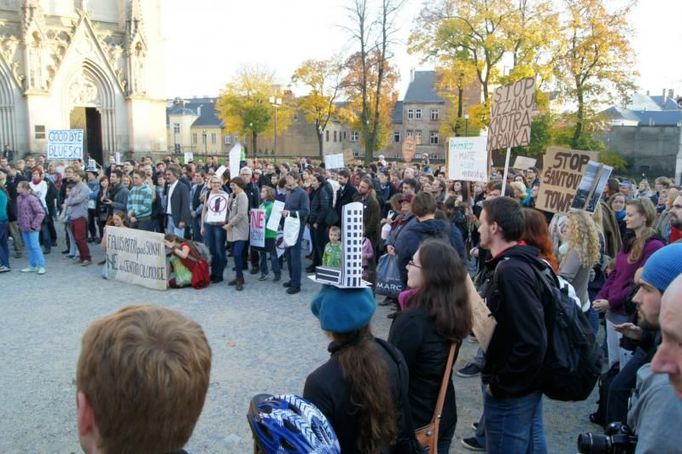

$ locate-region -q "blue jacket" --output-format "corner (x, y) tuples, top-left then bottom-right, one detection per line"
(0, 188), (8, 222)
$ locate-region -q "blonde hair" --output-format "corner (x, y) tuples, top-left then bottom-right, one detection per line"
(566, 210), (600, 268)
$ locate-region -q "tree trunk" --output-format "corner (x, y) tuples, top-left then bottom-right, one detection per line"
(573, 88), (584, 146)
(318, 130), (324, 162)
(252, 131), (257, 159)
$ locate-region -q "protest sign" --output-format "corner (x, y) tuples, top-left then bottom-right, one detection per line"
(250, 209), (266, 248)
(215, 165), (227, 179)
(324, 153), (344, 170)
(229, 144), (242, 179)
(402, 136), (416, 162)
(571, 161), (613, 214)
(105, 226), (167, 290)
(512, 156), (537, 170)
(468, 274), (496, 352)
(205, 192), (229, 224)
(183, 152), (194, 164)
(47, 129), (83, 161)
(536, 147), (598, 213)
(342, 148), (354, 165)
(114, 152), (122, 165)
(448, 136), (488, 182)
(487, 78), (535, 152)
(266, 200), (285, 231)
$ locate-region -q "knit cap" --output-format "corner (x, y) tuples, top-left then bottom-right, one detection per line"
(640, 243), (682, 292)
(311, 285), (375, 333)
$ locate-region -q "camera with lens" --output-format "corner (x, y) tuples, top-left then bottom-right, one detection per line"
(577, 422), (638, 454)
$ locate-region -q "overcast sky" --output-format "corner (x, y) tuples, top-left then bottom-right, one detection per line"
(161, 0), (682, 100)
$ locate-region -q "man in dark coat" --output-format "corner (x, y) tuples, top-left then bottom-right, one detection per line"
(282, 172), (309, 295)
(353, 176), (381, 255)
(307, 175), (334, 271)
(165, 165), (191, 237)
(333, 169), (356, 227)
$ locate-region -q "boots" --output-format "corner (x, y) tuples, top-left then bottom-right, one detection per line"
(228, 276), (245, 291)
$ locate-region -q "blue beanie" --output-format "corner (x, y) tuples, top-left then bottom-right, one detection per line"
(640, 244), (682, 292)
(311, 286), (376, 333)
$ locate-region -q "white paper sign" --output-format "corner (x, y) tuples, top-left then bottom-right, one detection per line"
(47, 129), (83, 161)
(250, 209), (266, 248)
(512, 156), (537, 170)
(229, 144), (242, 180)
(266, 200), (285, 231)
(215, 165), (227, 179)
(105, 227), (167, 290)
(448, 136), (488, 182)
(184, 152), (194, 164)
(205, 192), (229, 224)
(115, 152), (122, 165)
(324, 153), (345, 170)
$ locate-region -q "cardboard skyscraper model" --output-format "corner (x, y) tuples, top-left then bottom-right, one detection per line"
(309, 202), (371, 288)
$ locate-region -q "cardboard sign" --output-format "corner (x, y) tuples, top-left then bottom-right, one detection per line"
(468, 274), (496, 352)
(105, 227), (167, 290)
(402, 136), (416, 162)
(536, 147), (598, 213)
(183, 152), (194, 164)
(266, 200), (285, 231)
(229, 144), (242, 180)
(342, 148), (354, 165)
(47, 129), (84, 160)
(448, 136), (488, 182)
(250, 209), (266, 248)
(205, 192), (228, 224)
(571, 161), (613, 214)
(512, 156), (537, 170)
(487, 78), (535, 152)
(324, 153), (345, 170)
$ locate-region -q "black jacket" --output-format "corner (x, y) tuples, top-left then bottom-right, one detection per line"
(245, 182), (260, 211)
(303, 338), (420, 454)
(309, 182), (333, 226)
(167, 181), (191, 226)
(482, 245), (548, 398)
(388, 307), (457, 436)
(334, 184), (357, 226)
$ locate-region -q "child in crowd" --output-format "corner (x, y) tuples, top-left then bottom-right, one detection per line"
(362, 232), (375, 284)
(322, 225), (342, 268)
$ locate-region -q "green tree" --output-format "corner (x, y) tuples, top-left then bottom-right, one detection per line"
(291, 58), (344, 161)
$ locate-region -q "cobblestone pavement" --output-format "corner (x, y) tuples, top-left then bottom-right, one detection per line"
(1, 234), (598, 453)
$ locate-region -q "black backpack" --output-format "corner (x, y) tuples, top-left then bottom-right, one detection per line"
(523, 257), (601, 401)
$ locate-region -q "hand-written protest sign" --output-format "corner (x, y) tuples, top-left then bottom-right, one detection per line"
(47, 129), (83, 160)
(512, 155), (537, 170)
(250, 209), (266, 248)
(487, 78), (535, 152)
(324, 153), (344, 170)
(266, 200), (285, 231)
(536, 147), (598, 213)
(105, 226), (167, 290)
(183, 152), (194, 164)
(571, 161), (613, 214)
(229, 144), (242, 180)
(448, 136), (488, 182)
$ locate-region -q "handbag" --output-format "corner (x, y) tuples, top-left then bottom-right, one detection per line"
(414, 342), (460, 454)
(282, 213), (300, 247)
(375, 253), (404, 298)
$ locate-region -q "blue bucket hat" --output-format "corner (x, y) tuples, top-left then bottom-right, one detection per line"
(311, 286), (376, 333)
(640, 244), (682, 292)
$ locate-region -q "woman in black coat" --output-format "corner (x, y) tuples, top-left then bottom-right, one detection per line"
(389, 239), (473, 453)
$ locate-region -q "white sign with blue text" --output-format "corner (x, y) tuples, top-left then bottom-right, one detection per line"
(448, 136), (488, 182)
(47, 129), (84, 161)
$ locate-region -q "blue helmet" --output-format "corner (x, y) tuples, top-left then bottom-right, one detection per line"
(247, 393), (340, 454)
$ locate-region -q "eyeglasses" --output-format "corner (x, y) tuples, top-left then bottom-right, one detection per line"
(407, 260), (421, 269)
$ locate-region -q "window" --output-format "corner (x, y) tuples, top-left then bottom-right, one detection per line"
(414, 130), (422, 144)
(343, 131), (347, 140)
(406, 130), (413, 138)
(407, 109), (414, 119)
(34, 125), (45, 139)
(211, 133), (216, 144)
(415, 109), (422, 119)
(351, 131), (359, 142)
(333, 131), (337, 142)
(224, 135), (233, 145)
(431, 109), (439, 121)
(430, 131), (439, 145)
(192, 133), (197, 144)
(202, 133), (207, 144)
(393, 131), (401, 143)
(326, 130), (330, 142)
(173, 123), (180, 134)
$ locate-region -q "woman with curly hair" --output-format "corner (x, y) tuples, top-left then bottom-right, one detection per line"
(559, 210), (602, 334)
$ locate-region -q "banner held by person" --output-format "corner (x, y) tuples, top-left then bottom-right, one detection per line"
(324, 153), (344, 170)
(448, 136), (488, 182)
(105, 226), (167, 290)
(536, 147), (598, 213)
(229, 143), (242, 179)
(266, 200), (285, 231)
(250, 208), (266, 248)
(571, 160), (613, 214)
(47, 129), (84, 161)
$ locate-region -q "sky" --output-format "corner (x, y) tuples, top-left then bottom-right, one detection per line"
(161, 0), (682, 101)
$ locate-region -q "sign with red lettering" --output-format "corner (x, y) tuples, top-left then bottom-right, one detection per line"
(487, 78), (536, 152)
(249, 209), (266, 248)
(536, 147), (598, 213)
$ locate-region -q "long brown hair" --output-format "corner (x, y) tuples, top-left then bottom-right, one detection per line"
(625, 198), (657, 264)
(333, 326), (397, 453)
(409, 240), (472, 341)
(521, 208), (558, 271)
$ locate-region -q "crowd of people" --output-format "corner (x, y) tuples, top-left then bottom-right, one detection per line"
(1, 148), (682, 454)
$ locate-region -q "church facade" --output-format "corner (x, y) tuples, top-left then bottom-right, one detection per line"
(0, 0), (166, 164)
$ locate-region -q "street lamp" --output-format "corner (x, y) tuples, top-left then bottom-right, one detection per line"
(269, 96), (282, 156)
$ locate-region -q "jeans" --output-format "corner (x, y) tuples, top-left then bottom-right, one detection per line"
(259, 239), (280, 276)
(165, 215), (185, 238)
(606, 346), (650, 424)
(134, 217), (154, 232)
(191, 216), (202, 241)
(0, 221), (9, 267)
(231, 240), (246, 279)
(204, 224), (226, 279)
(71, 217), (91, 261)
(585, 306), (600, 338)
(40, 217), (51, 253)
(21, 230), (45, 268)
(484, 391), (547, 454)
(474, 384), (487, 447)
(67, 223), (78, 256)
(286, 236), (303, 288)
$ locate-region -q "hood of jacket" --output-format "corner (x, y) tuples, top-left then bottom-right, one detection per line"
(486, 243), (541, 270)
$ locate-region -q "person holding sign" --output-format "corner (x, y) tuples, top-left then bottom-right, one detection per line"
(225, 177), (249, 291)
(257, 186), (281, 282)
(201, 176), (229, 284)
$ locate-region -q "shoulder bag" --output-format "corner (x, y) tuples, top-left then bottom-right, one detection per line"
(414, 342), (460, 453)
